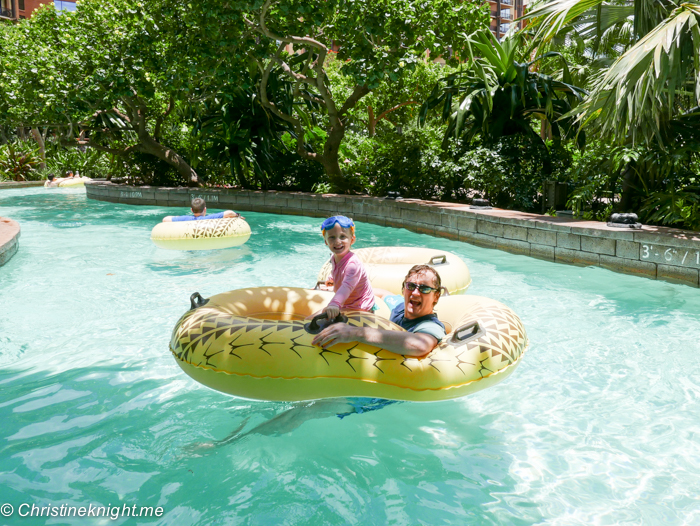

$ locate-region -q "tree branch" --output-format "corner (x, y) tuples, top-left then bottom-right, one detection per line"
(339, 85), (371, 117)
(257, 55), (316, 163)
(155, 94), (175, 140)
(376, 100), (418, 121)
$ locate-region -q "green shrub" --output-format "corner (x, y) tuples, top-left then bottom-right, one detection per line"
(0, 141), (41, 181)
(340, 127), (572, 210)
(457, 136), (573, 211)
(42, 142), (111, 179)
(342, 125), (457, 199)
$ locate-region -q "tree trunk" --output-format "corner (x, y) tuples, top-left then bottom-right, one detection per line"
(322, 124), (346, 191)
(368, 105), (377, 137)
(139, 136), (199, 187)
(619, 163), (636, 212)
(31, 128), (46, 170)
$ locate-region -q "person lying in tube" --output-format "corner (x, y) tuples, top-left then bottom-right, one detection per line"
(162, 197), (244, 222)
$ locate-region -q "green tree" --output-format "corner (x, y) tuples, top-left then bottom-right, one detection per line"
(327, 58), (452, 137)
(0, 0), (249, 186)
(238, 0), (488, 191)
(524, 0), (700, 146)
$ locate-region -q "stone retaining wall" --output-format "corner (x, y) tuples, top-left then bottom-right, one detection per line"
(0, 217), (20, 267)
(86, 182), (700, 288)
(0, 181), (46, 189)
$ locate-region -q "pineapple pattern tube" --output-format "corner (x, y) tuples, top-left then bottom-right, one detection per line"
(170, 287), (529, 402)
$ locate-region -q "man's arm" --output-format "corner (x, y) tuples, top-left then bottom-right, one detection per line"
(311, 323), (437, 357)
(223, 210), (241, 218)
(162, 216), (174, 222)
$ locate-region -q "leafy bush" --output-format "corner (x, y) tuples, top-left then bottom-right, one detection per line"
(0, 141), (41, 181)
(639, 187), (700, 230)
(42, 142), (112, 179)
(565, 141), (700, 230)
(565, 140), (622, 220)
(342, 125), (456, 199)
(459, 136), (573, 210)
(340, 126), (572, 210)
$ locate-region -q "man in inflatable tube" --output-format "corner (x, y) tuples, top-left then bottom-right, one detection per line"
(162, 197), (243, 222)
(312, 264), (446, 357)
(184, 267), (446, 447)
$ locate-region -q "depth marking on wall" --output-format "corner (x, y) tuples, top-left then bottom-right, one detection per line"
(121, 191), (143, 198)
(190, 194), (219, 203)
(641, 244), (700, 268)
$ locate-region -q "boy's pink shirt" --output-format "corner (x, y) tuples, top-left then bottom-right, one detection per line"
(328, 251), (375, 311)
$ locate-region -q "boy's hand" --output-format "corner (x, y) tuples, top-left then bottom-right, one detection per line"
(323, 305), (340, 320)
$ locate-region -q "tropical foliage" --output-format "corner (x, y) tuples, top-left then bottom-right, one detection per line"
(523, 0), (700, 229)
(0, 142), (41, 181)
(1, 0), (699, 230)
(419, 28), (587, 149)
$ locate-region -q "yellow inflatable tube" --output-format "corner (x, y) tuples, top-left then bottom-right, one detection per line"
(151, 217), (251, 250)
(44, 176), (92, 188)
(316, 246), (471, 295)
(169, 287), (528, 402)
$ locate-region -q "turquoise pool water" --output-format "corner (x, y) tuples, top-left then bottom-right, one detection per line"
(1, 187), (699, 525)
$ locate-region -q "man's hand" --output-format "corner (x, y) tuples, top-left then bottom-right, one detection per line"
(223, 210), (245, 219)
(312, 323), (360, 349)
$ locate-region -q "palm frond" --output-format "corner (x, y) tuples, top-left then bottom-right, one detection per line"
(578, 3), (700, 145)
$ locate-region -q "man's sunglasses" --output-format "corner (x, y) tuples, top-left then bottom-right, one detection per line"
(403, 282), (439, 294)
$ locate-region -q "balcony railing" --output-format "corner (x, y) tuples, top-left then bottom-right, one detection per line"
(501, 9), (512, 19)
(501, 0), (513, 5)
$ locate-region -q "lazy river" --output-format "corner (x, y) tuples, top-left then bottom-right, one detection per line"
(1, 187), (699, 525)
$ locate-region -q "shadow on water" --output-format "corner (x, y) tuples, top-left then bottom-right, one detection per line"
(146, 245), (254, 276)
(173, 397), (541, 525)
(181, 399), (360, 455)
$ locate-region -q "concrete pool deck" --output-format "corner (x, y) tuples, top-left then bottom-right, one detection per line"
(0, 180), (46, 189)
(83, 182), (700, 288)
(0, 217), (20, 267)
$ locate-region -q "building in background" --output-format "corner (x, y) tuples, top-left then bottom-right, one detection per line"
(0, 0), (75, 21)
(489, 0), (527, 40)
(6, 0), (526, 36)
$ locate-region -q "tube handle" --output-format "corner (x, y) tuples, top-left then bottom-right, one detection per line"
(429, 255), (447, 265)
(190, 292), (209, 310)
(453, 321), (480, 342)
(305, 312), (349, 334)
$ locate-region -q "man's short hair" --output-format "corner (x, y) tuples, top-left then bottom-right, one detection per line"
(48, 174), (55, 181)
(65, 170), (73, 176)
(191, 198), (206, 213)
(403, 264), (442, 290)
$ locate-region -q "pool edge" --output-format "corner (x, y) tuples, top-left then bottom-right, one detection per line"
(0, 217), (20, 267)
(84, 182), (700, 289)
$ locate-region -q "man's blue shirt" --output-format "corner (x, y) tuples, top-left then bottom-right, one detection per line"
(171, 212), (226, 222)
(389, 303), (446, 341)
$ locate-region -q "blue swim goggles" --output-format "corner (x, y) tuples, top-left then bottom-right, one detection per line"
(320, 215), (354, 231)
